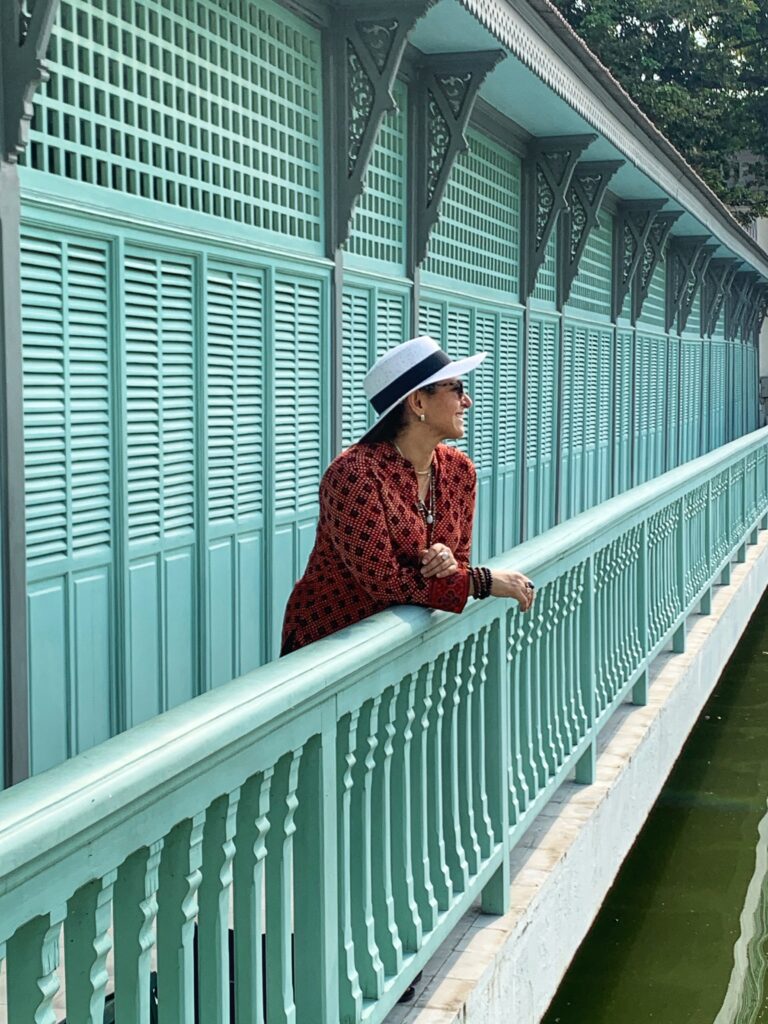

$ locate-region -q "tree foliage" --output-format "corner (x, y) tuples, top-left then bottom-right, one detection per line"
(550, 0), (768, 223)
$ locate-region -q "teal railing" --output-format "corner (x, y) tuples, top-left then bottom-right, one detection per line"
(1, 428), (767, 1024)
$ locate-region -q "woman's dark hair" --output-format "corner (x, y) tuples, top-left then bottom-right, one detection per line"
(358, 384), (437, 445)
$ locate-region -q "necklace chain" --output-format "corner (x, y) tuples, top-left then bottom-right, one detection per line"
(391, 442), (436, 538)
(392, 441), (432, 475)
(415, 466), (436, 538)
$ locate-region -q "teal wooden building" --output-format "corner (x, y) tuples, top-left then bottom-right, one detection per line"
(4, 4), (768, 1023)
(0, 0), (767, 788)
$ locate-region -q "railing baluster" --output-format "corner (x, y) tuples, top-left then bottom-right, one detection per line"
(338, 712), (363, 1023)
(458, 635), (482, 878)
(350, 697), (385, 999)
(391, 672), (424, 951)
(6, 908), (65, 1024)
(633, 519), (650, 704)
(371, 684), (404, 977)
(593, 550), (606, 717)
(295, 725), (340, 1024)
(674, 498), (687, 652)
(266, 747), (303, 1024)
(570, 566), (588, 737)
(576, 554), (596, 783)
(549, 578), (566, 766)
(474, 625), (496, 860)
(428, 653), (454, 910)
(233, 767), (273, 1024)
(509, 611), (529, 822)
(519, 613), (540, 799)
(414, 663), (439, 933)
(198, 790), (240, 1023)
(64, 873), (115, 1024)
(481, 615), (511, 915)
(156, 814), (205, 1024)
(444, 641), (470, 894)
(531, 604), (548, 787)
(559, 573), (576, 753)
(113, 840), (163, 1024)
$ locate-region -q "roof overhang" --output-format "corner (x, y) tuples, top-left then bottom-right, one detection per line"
(409, 0), (768, 278)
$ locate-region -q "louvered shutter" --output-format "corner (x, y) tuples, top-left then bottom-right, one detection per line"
(341, 286), (370, 450)
(498, 315), (521, 550)
(375, 291), (406, 358)
(418, 301), (443, 342)
(205, 266), (265, 687)
(560, 322), (575, 519)
(274, 279), (321, 514)
(23, 237), (68, 564)
(472, 311), (496, 561)
(615, 330), (633, 494)
(597, 329), (613, 503)
(666, 337), (680, 470)
(525, 316), (558, 537)
(21, 232), (113, 770)
(125, 254), (195, 542)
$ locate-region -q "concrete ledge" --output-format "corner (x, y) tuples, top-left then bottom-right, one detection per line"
(388, 529), (768, 1024)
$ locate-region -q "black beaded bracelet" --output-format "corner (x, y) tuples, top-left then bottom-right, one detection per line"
(471, 565), (493, 600)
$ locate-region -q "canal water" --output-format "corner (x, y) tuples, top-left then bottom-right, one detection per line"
(543, 591), (768, 1024)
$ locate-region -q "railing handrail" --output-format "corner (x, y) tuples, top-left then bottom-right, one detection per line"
(1, 426), (766, 893)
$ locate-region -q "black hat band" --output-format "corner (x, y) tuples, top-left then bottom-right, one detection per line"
(370, 350), (452, 414)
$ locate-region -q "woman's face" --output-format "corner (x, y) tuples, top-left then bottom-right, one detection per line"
(423, 378), (473, 439)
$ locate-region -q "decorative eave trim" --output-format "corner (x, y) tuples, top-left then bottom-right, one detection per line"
(559, 159), (623, 310)
(329, 1), (436, 251)
(743, 284), (768, 343)
(632, 211), (681, 325)
(453, 0), (768, 280)
(665, 236), (711, 334)
(1, 0), (60, 162)
(726, 271), (758, 341)
(702, 258), (739, 338)
(752, 286), (768, 342)
(612, 200), (667, 323)
(412, 48), (506, 269)
(521, 133), (595, 303)
(678, 243), (716, 335)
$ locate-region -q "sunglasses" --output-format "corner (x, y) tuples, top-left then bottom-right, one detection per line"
(423, 380), (467, 397)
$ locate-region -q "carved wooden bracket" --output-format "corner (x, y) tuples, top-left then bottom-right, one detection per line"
(329, 1), (435, 251)
(611, 200), (667, 322)
(665, 236), (711, 333)
(632, 211), (682, 324)
(1, 0), (60, 162)
(558, 159), (623, 309)
(521, 134), (595, 302)
(726, 271), (758, 341)
(412, 49), (506, 269)
(753, 284), (768, 339)
(702, 259), (738, 337)
(748, 284), (768, 340)
(677, 243), (716, 334)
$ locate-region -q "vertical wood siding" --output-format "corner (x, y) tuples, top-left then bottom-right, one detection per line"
(12, 0), (761, 777)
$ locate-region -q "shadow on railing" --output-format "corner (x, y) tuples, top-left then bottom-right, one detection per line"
(1, 429), (768, 1024)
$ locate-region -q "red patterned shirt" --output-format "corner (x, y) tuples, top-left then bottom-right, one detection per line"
(281, 441), (475, 652)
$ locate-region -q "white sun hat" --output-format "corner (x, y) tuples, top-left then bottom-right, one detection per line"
(360, 335), (487, 440)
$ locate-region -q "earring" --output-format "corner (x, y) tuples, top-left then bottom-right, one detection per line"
(419, 414), (426, 422)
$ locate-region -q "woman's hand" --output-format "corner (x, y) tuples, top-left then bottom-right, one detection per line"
(491, 570), (535, 612)
(420, 543), (459, 579)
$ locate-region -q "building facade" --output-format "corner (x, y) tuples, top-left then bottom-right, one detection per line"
(1, 0), (768, 786)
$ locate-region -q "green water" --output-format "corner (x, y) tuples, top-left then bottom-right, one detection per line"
(543, 592), (768, 1024)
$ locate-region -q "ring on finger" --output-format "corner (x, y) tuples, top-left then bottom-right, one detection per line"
(439, 551), (449, 560)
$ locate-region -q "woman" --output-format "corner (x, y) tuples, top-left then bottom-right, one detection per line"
(281, 335), (535, 655)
